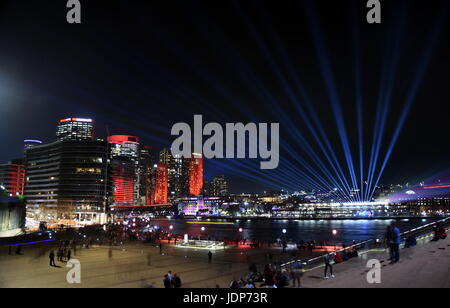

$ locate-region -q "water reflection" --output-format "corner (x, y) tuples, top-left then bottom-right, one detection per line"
(146, 218), (438, 244)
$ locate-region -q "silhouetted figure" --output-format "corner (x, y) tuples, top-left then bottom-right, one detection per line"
(391, 223), (401, 264)
(49, 250), (56, 267)
(324, 253), (335, 279)
(208, 251), (213, 263)
(385, 225), (394, 261)
(163, 275), (171, 288)
(16, 245), (23, 255)
(57, 248), (64, 262)
(172, 274), (182, 288)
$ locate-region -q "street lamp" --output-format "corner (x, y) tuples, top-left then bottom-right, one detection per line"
(282, 229), (287, 234)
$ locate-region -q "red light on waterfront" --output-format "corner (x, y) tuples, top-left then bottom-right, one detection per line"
(423, 185), (450, 190)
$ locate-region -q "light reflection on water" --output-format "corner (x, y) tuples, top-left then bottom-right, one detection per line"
(146, 218), (437, 244)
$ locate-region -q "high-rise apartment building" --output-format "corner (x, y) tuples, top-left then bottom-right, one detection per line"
(154, 163), (168, 205)
(24, 140), (112, 225)
(0, 161), (25, 197)
(107, 135), (140, 207)
(189, 153), (204, 196)
(23, 139), (43, 151)
(56, 118), (94, 141)
(211, 175), (229, 196)
(139, 145), (154, 205)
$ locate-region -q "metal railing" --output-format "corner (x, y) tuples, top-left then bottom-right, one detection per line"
(281, 216), (450, 272)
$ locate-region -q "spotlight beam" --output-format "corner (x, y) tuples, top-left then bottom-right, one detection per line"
(303, 0), (359, 201)
(234, 3), (356, 202)
(365, 11), (405, 201)
(265, 24), (356, 202)
(369, 12), (447, 201)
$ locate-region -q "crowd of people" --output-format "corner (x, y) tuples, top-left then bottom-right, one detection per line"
(225, 261), (306, 288)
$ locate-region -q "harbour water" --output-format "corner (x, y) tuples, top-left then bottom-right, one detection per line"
(146, 217), (440, 244)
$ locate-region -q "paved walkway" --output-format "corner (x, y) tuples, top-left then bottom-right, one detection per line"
(302, 235), (450, 288)
(0, 235), (448, 288)
(0, 241), (300, 288)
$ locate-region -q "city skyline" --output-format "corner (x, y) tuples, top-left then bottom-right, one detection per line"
(3, 114), (447, 196)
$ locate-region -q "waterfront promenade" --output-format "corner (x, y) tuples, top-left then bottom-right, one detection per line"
(0, 232), (448, 288)
(303, 235), (450, 288)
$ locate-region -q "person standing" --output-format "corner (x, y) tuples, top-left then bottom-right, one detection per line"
(385, 225), (394, 261)
(49, 250), (56, 267)
(57, 248), (63, 262)
(208, 251), (213, 264)
(16, 245), (23, 255)
(391, 223), (401, 264)
(324, 253), (335, 279)
(172, 274), (182, 288)
(292, 260), (303, 288)
(163, 275), (171, 288)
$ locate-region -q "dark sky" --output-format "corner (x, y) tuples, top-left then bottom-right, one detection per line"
(0, 0), (449, 194)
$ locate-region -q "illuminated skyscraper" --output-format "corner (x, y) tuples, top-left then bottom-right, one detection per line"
(110, 158), (135, 207)
(56, 118), (94, 141)
(189, 153), (204, 196)
(0, 161), (25, 196)
(108, 135), (140, 159)
(139, 145), (154, 205)
(154, 163), (168, 205)
(23, 139), (43, 151)
(24, 140), (112, 225)
(107, 135), (140, 207)
(211, 175), (229, 196)
(159, 149), (187, 198)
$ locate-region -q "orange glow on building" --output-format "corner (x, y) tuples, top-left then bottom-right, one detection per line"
(107, 135), (140, 144)
(154, 163), (168, 205)
(112, 164), (134, 207)
(189, 153), (203, 196)
(3, 164), (25, 196)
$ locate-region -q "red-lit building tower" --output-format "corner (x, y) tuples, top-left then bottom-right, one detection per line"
(107, 135), (140, 207)
(189, 153), (204, 196)
(0, 162), (25, 196)
(154, 163), (168, 205)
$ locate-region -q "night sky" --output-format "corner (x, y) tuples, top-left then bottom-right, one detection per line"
(0, 0), (449, 194)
